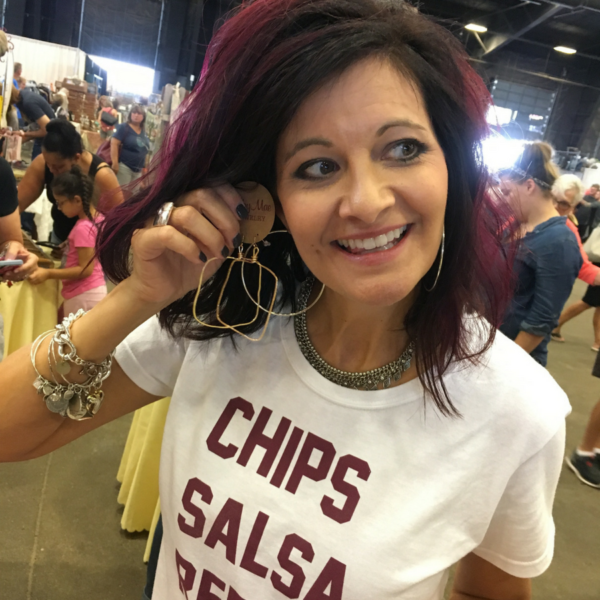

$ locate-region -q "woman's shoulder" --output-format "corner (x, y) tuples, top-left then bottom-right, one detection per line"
(449, 319), (570, 439)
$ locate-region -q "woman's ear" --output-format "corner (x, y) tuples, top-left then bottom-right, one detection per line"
(73, 195), (83, 206)
(525, 178), (537, 195)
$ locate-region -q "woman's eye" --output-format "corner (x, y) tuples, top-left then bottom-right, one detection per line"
(386, 139), (426, 163)
(295, 159), (339, 180)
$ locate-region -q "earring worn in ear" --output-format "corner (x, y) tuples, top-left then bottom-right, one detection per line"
(192, 182), (279, 342)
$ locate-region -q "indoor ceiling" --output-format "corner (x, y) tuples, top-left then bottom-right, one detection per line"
(415, 0), (600, 62)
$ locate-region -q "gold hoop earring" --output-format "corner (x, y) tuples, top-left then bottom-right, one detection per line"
(240, 230), (325, 317)
(192, 244), (278, 342)
(424, 227), (445, 292)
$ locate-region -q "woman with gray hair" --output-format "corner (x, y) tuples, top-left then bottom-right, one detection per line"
(552, 175), (600, 347)
(552, 174), (584, 216)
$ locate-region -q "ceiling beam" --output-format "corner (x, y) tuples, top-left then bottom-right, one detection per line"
(480, 3), (563, 56)
(536, 0), (600, 14)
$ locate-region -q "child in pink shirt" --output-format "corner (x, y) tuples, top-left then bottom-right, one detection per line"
(28, 165), (107, 314)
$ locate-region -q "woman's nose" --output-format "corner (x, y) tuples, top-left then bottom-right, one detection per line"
(338, 163), (395, 224)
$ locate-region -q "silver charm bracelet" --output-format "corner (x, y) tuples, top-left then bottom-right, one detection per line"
(31, 310), (114, 420)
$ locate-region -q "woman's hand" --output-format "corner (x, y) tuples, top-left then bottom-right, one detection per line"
(127, 184), (247, 307)
(27, 268), (49, 285)
(111, 164), (119, 175)
(0, 241), (39, 282)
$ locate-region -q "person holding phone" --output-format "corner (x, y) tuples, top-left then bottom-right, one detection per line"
(0, 156), (38, 283)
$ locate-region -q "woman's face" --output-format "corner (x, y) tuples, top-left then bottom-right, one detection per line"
(554, 199), (572, 217)
(564, 187), (577, 204)
(130, 111), (144, 124)
(554, 187), (577, 216)
(43, 150), (79, 176)
(276, 58), (448, 307)
(499, 177), (536, 220)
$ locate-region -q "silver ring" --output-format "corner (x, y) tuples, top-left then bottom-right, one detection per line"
(153, 202), (175, 227)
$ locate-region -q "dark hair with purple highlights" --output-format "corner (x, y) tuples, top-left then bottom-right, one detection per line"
(98, 0), (515, 416)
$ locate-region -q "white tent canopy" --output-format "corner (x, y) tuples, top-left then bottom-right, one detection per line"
(9, 35), (85, 87)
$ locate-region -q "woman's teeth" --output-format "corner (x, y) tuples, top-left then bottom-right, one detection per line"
(336, 226), (408, 254)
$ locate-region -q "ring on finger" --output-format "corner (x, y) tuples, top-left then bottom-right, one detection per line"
(153, 202), (175, 227)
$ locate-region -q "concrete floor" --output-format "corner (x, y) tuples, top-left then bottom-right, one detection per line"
(1, 280), (599, 599)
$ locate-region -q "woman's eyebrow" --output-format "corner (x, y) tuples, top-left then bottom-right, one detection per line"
(283, 119), (427, 164)
(376, 119), (427, 137)
(284, 137), (333, 163)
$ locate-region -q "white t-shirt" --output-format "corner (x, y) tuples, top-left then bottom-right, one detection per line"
(116, 315), (570, 600)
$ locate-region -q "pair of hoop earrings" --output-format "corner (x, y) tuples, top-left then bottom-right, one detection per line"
(192, 183), (324, 342)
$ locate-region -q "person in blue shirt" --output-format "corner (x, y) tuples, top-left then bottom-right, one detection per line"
(499, 142), (582, 366)
(12, 63), (22, 125)
(110, 104), (150, 186)
(11, 85), (55, 161)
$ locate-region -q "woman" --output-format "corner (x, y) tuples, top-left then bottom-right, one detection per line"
(18, 119), (122, 244)
(110, 104), (150, 186)
(552, 176), (600, 348)
(0, 2), (570, 599)
(97, 96), (118, 139)
(499, 143), (582, 366)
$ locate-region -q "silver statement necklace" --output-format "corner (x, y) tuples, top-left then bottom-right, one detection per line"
(293, 278), (415, 391)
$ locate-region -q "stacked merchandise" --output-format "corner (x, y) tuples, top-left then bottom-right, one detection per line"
(56, 79), (98, 130)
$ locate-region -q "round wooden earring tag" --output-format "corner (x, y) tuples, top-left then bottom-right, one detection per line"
(236, 182), (276, 244)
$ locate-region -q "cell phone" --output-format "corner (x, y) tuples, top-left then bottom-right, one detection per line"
(0, 260), (24, 268)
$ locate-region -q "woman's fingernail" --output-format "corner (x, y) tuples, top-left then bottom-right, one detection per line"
(236, 204), (249, 219)
(232, 233), (242, 247)
(221, 246), (230, 258)
(199, 252), (207, 262)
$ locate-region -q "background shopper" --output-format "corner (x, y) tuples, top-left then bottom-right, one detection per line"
(28, 166), (106, 313)
(500, 142), (582, 366)
(110, 104), (150, 186)
(18, 119), (121, 243)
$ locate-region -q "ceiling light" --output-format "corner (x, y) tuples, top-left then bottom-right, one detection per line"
(465, 23), (488, 33)
(554, 46), (577, 54)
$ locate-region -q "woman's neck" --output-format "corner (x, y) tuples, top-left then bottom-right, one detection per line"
(129, 122), (142, 133)
(76, 151), (92, 171)
(305, 285), (416, 378)
(520, 195), (559, 232)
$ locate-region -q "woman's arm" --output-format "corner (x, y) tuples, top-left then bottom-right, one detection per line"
(110, 137), (121, 173)
(517, 240), (582, 351)
(566, 218), (600, 286)
(0, 184), (245, 463)
(0, 208), (39, 281)
(28, 247), (95, 284)
(17, 155), (46, 212)
(450, 553), (531, 600)
(95, 165), (124, 208)
(0, 280), (166, 462)
(22, 115), (50, 142)
(0, 205), (23, 246)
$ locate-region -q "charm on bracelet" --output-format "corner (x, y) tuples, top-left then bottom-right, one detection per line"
(30, 310), (114, 421)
